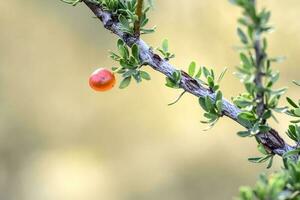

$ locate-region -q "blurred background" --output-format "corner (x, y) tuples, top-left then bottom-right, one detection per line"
(1, 0), (300, 199)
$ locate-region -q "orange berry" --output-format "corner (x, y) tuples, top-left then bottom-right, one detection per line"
(89, 68), (116, 91)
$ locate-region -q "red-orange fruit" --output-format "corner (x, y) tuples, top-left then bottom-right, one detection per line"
(89, 68), (116, 91)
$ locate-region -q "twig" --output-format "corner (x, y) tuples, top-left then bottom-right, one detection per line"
(134, 0), (144, 37)
(168, 91), (186, 106)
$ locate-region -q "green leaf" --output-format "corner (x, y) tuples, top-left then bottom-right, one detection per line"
(257, 144), (268, 155)
(165, 77), (175, 88)
(207, 76), (214, 88)
(119, 15), (130, 29)
(266, 155), (274, 169)
(271, 88), (287, 96)
(120, 59), (133, 69)
(237, 131), (250, 137)
(199, 97), (209, 112)
(212, 85), (219, 92)
(248, 155), (272, 163)
(286, 97), (299, 108)
(122, 69), (136, 78)
(118, 44), (129, 58)
(216, 91), (223, 102)
(248, 157), (264, 163)
(195, 67), (202, 79)
(238, 112), (256, 121)
(202, 66), (210, 78)
(170, 72), (179, 86)
(205, 96), (214, 112)
(217, 67), (227, 83)
(140, 71), (151, 80)
(262, 110), (272, 120)
(237, 112), (256, 128)
(61, 0), (81, 6)
(237, 27), (248, 44)
(133, 73), (142, 83)
(259, 125), (271, 133)
(131, 44), (139, 60)
(283, 149), (300, 158)
(119, 76), (131, 89)
(240, 53), (251, 68)
(216, 100), (223, 114)
(292, 80), (300, 86)
(188, 61), (196, 77)
(117, 39), (124, 48)
(294, 108), (300, 116)
(204, 113), (218, 121)
(162, 39), (169, 52)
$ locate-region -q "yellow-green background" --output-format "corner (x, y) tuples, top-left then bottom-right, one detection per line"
(1, 0), (300, 199)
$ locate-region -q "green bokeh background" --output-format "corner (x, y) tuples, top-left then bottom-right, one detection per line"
(1, 0), (300, 199)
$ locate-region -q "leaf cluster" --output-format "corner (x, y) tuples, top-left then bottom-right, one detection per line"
(238, 161), (300, 200)
(248, 144), (274, 169)
(157, 39), (175, 61)
(199, 90), (223, 130)
(61, 0), (155, 35)
(110, 39), (150, 89)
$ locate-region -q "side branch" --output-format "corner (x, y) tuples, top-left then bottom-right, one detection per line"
(134, 0), (143, 37)
(83, 1), (294, 157)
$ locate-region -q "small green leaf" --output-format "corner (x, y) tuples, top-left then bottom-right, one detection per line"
(212, 85), (219, 92)
(118, 44), (129, 58)
(140, 71), (151, 80)
(283, 149), (300, 158)
(248, 157), (264, 163)
(202, 66), (210, 78)
(205, 96), (214, 112)
(188, 61), (196, 77)
(237, 131), (250, 137)
(117, 39), (125, 48)
(216, 91), (223, 102)
(199, 97), (208, 112)
(195, 67), (202, 79)
(162, 39), (169, 52)
(294, 108), (300, 116)
(119, 76), (131, 89)
(207, 76), (214, 88)
(262, 110), (272, 120)
(237, 27), (248, 44)
(259, 125), (271, 133)
(240, 53), (251, 68)
(237, 112), (256, 128)
(131, 44), (139, 60)
(61, 0), (81, 6)
(216, 100), (223, 114)
(287, 97), (299, 108)
(266, 155), (274, 169)
(248, 155), (272, 163)
(217, 67), (227, 83)
(292, 80), (300, 86)
(257, 144), (268, 155)
(165, 77), (175, 88)
(238, 112), (256, 121)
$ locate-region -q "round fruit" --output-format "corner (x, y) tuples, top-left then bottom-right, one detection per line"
(89, 68), (116, 91)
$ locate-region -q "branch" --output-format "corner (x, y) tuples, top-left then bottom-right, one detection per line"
(134, 0), (143, 37)
(252, 2), (265, 119)
(82, 1), (294, 157)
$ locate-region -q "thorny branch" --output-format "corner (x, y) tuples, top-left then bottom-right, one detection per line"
(83, 0), (295, 158)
